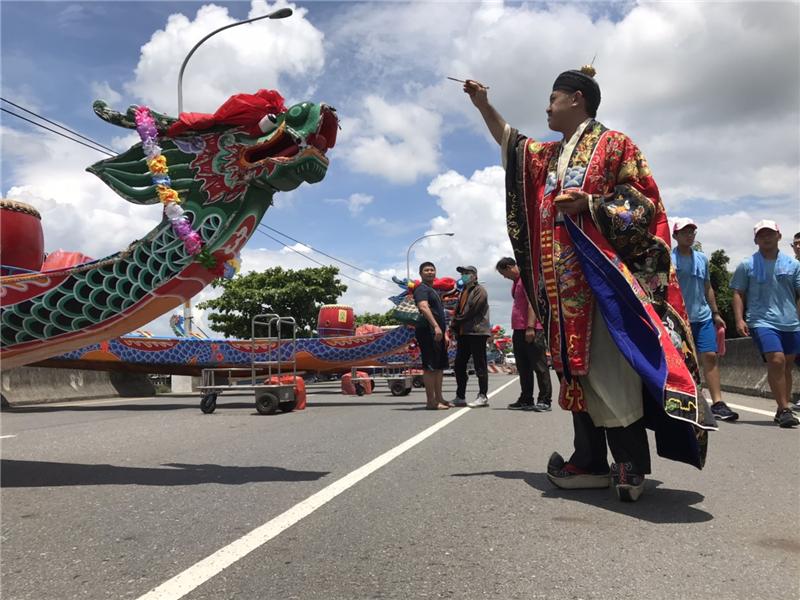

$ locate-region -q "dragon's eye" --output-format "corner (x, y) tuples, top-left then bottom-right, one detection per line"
(284, 103), (310, 127)
(258, 113), (279, 133)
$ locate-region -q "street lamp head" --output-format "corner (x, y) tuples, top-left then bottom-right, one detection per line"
(445, 232), (455, 236)
(268, 8), (293, 19)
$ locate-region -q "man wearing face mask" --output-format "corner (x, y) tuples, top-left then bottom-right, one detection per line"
(450, 265), (491, 408)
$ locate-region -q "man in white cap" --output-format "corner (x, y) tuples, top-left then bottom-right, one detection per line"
(731, 220), (800, 428)
(672, 218), (738, 421)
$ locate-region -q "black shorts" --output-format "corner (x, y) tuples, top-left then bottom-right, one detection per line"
(415, 326), (448, 371)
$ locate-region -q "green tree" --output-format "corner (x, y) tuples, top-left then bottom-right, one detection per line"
(198, 266), (347, 339)
(355, 311), (399, 327)
(708, 249), (738, 336)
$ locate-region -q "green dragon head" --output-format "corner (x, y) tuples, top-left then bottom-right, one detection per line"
(89, 98), (338, 206)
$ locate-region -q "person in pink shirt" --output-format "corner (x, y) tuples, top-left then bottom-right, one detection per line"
(497, 257), (553, 411)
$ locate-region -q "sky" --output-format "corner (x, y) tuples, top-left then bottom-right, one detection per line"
(2, 0), (799, 338)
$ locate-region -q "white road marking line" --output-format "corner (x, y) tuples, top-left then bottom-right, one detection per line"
(0, 435), (17, 439)
(725, 402), (778, 418)
(136, 377), (519, 600)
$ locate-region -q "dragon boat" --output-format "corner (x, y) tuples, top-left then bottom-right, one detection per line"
(29, 277), (469, 375)
(1, 91), (339, 370)
(34, 327), (418, 376)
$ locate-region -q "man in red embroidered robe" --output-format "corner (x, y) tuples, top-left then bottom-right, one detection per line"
(464, 67), (716, 502)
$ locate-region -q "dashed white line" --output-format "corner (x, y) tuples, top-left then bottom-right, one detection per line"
(135, 377), (520, 600)
(0, 435), (17, 439)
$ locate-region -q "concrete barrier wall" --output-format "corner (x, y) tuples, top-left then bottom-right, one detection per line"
(718, 338), (800, 399)
(1, 366), (155, 406)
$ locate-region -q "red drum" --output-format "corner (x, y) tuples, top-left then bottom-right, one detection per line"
(317, 304), (355, 337)
(0, 199), (44, 274)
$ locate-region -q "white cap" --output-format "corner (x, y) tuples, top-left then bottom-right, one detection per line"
(754, 219), (780, 235)
(672, 217), (697, 234)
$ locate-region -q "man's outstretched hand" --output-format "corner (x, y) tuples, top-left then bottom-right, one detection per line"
(554, 189), (591, 215)
(463, 80), (489, 108)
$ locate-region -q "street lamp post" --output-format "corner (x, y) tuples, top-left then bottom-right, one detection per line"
(176, 7), (292, 333)
(177, 7), (293, 114)
(406, 233), (455, 282)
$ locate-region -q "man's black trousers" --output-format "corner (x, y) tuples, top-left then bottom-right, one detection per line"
(568, 412), (652, 474)
(454, 335), (489, 398)
(512, 328), (552, 403)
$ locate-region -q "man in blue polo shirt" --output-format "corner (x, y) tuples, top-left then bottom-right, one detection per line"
(672, 218), (738, 421)
(731, 220), (800, 428)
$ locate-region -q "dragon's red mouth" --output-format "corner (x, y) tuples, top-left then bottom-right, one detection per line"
(242, 105), (338, 167)
(311, 105), (339, 152)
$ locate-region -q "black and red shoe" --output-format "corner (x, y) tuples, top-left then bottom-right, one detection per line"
(611, 462), (645, 502)
(546, 452), (610, 489)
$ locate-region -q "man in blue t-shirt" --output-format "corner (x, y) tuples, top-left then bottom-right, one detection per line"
(413, 261), (449, 410)
(731, 220), (800, 428)
(672, 218), (738, 421)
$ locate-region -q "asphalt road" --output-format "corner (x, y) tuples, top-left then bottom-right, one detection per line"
(1, 374), (798, 600)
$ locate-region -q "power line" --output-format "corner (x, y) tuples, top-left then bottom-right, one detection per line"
(258, 230), (394, 293)
(1, 97), (118, 154)
(259, 223), (394, 284)
(1, 107), (115, 157)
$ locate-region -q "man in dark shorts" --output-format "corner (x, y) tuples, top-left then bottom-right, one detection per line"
(413, 261), (449, 410)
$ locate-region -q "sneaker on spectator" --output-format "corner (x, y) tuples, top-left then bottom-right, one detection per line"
(774, 408), (799, 428)
(791, 400), (800, 413)
(451, 397), (467, 407)
(535, 400), (552, 412)
(611, 462), (645, 502)
(710, 401), (739, 422)
(546, 452), (610, 489)
(467, 394), (489, 408)
(508, 399), (533, 410)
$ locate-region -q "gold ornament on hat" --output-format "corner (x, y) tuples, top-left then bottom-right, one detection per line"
(581, 53), (597, 78)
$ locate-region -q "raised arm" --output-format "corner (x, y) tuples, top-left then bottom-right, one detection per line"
(463, 80), (507, 146)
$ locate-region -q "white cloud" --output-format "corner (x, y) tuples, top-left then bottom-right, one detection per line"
(324, 192), (374, 215)
(346, 192), (373, 215)
(331, 1), (799, 208)
(341, 96), (441, 184)
(90, 81), (122, 106)
(109, 132), (141, 153)
(125, 0), (325, 115)
(281, 242), (312, 255)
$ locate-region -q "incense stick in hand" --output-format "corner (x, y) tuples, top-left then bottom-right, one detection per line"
(448, 77), (489, 89)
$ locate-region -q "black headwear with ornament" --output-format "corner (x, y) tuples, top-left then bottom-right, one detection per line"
(552, 65), (601, 117)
